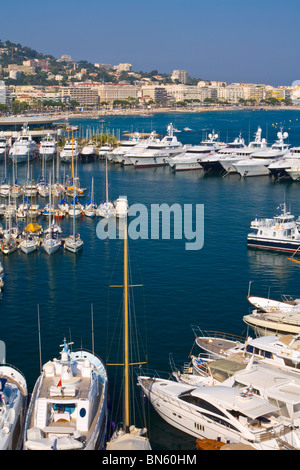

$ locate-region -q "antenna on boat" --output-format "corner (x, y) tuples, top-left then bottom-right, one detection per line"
(37, 304), (42, 373)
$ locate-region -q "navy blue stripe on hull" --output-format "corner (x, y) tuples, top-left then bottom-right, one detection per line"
(247, 237), (300, 253)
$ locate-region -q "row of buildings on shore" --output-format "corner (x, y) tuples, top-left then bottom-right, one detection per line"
(1, 80), (298, 109)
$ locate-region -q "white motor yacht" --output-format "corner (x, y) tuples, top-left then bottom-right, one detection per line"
(247, 202), (300, 253)
(129, 124), (183, 167)
(204, 127), (268, 174)
(138, 375), (298, 450)
(80, 141), (97, 160)
(60, 139), (79, 163)
(268, 146), (300, 180)
(107, 133), (142, 162)
(23, 338), (108, 450)
(39, 134), (57, 161)
(233, 130), (290, 177)
(9, 125), (38, 163)
(0, 133), (10, 161)
(118, 131), (160, 165)
(169, 131), (225, 171)
(0, 341), (28, 450)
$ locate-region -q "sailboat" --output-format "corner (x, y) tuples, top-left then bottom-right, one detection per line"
(96, 158), (115, 218)
(64, 186), (84, 253)
(106, 223), (151, 450)
(1, 193), (18, 255)
(84, 176), (97, 217)
(42, 174), (61, 255)
(20, 167), (40, 254)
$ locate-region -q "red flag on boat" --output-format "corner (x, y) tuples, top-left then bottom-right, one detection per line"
(57, 379), (62, 387)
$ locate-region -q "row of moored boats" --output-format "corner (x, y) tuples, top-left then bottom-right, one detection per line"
(105, 123), (300, 180)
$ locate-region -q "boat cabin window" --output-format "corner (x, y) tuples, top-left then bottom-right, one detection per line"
(179, 393), (226, 417)
(200, 412), (240, 432)
(246, 345), (272, 359)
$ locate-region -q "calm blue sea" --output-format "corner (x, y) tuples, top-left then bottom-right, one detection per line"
(1, 109), (300, 450)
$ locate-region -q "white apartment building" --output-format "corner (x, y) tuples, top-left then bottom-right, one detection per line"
(0, 81), (10, 106)
(97, 83), (138, 102)
(171, 70), (189, 84)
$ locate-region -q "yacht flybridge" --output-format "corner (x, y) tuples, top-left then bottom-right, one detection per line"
(247, 202), (300, 253)
(24, 339), (108, 450)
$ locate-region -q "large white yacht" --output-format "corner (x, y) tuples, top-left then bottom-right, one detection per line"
(60, 139), (79, 163)
(233, 130), (290, 177)
(9, 125), (38, 163)
(24, 338), (108, 450)
(268, 146), (300, 180)
(138, 375), (298, 449)
(168, 131), (226, 171)
(129, 124), (183, 167)
(202, 127), (268, 174)
(117, 131), (160, 165)
(106, 133), (142, 162)
(247, 202), (300, 253)
(39, 134), (57, 161)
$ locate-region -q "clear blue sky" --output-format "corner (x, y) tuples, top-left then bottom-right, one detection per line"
(1, 0), (299, 85)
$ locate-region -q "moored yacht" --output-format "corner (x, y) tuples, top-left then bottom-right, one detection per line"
(199, 133), (247, 173)
(138, 375), (297, 449)
(129, 124), (183, 167)
(80, 141), (97, 160)
(247, 202), (300, 252)
(39, 134), (57, 161)
(268, 146), (300, 180)
(233, 130), (290, 177)
(23, 338), (108, 450)
(60, 139), (79, 163)
(9, 125), (38, 163)
(106, 133), (142, 162)
(168, 131), (225, 171)
(119, 131), (160, 165)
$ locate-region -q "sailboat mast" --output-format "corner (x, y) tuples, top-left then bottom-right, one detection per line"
(123, 222), (130, 433)
(105, 158), (108, 202)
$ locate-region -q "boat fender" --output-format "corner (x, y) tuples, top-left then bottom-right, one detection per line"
(281, 225), (284, 229)
(212, 380), (216, 386)
(276, 225), (279, 230)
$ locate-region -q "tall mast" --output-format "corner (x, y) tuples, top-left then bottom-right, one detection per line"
(123, 222), (130, 432)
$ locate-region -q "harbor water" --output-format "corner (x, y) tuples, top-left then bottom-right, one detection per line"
(1, 109), (300, 449)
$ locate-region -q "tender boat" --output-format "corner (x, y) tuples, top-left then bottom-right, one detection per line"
(24, 338), (108, 450)
(0, 341), (28, 450)
(247, 202), (300, 253)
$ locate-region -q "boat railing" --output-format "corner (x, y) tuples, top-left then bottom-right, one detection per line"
(191, 326), (246, 344)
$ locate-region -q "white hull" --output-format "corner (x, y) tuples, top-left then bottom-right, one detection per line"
(64, 237), (84, 253)
(20, 240), (38, 254)
(42, 239), (61, 255)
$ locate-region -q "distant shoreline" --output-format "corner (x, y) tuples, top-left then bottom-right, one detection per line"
(64, 105), (300, 120)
